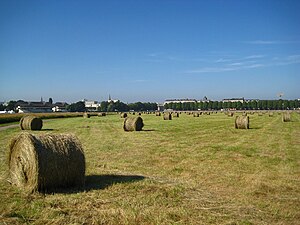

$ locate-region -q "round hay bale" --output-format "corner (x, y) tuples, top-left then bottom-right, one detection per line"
(269, 112), (274, 117)
(83, 112), (90, 118)
(120, 113), (128, 118)
(123, 117), (144, 131)
(193, 113), (199, 117)
(8, 133), (85, 193)
(228, 112), (234, 117)
(20, 116), (43, 130)
(242, 112), (248, 116)
(282, 112), (291, 122)
(173, 112), (179, 117)
(132, 112), (135, 115)
(163, 113), (172, 120)
(235, 115), (249, 129)
(97, 112), (106, 117)
(155, 112), (161, 116)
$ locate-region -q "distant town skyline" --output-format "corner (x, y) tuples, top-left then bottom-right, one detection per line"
(1, 0), (299, 103)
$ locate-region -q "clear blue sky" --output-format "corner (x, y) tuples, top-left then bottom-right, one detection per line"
(1, 0), (299, 103)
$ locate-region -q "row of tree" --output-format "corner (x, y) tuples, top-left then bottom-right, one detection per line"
(164, 100), (300, 111)
(67, 101), (158, 112)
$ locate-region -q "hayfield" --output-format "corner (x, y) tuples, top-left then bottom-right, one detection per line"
(0, 112), (299, 224)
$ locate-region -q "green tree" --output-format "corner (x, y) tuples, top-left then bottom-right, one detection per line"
(100, 101), (109, 112)
(212, 101), (218, 110)
(282, 100), (289, 110)
(67, 101), (86, 112)
(294, 100), (300, 109)
(107, 102), (115, 112)
(0, 104), (5, 111)
(6, 100), (17, 111)
(223, 102), (228, 109)
(198, 102), (203, 110)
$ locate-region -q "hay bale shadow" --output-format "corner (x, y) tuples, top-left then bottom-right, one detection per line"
(85, 174), (145, 191)
(41, 128), (54, 131)
(142, 129), (156, 132)
(44, 174), (145, 194)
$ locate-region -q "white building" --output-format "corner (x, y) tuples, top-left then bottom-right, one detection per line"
(222, 98), (245, 103)
(164, 98), (197, 105)
(107, 94), (119, 103)
(84, 100), (101, 111)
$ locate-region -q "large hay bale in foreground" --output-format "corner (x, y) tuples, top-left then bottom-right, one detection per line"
(163, 113), (172, 120)
(123, 117), (144, 131)
(235, 116), (249, 129)
(20, 116), (43, 130)
(282, 113), (291, 122)
(9, 133), (85, 193)
(83, 112), (90, 118)
(120, 113), (128, 118)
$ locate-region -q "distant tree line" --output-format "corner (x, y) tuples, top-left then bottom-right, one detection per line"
(164, 100), (300, 111)
(67, 101), (157, 112)
(97, 101), (157, 112)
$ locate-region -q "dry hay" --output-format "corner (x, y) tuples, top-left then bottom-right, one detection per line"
(120, 113), (128, 118)
(138, 112), (142, 116)
(242, 112), (248, 116)
(227, 112), (234, 117)
(97, 112), (106, 117)
(19, 116), (43, 131)
(8, 133), (85, 193)
(132, 112), (135, 115)
(163, 113), (172, 120)
(155, 112), (161, 116)
(123, 116), (144, 131)
(282, 112), (291, 122)
(173, 112), (179, 117)
(235, 115), (249, 129)
(258, 112), (263, 116)
(269, 112), (274, 117)
(193, 112), (199, 117)
(83, 112), (90, 118)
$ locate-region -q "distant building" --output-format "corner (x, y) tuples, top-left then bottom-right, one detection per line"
(245, 99), (259, 103)
(16, 101), (53, 113)
(157, 103), (164, 111)
(16, 100), (68, 113)
(52, 102), (68, 112)
(107, 94), (119, 103)
(164, 98), (197, 105)
(222, 98), (245, 103)
(84, 100), (101, 111)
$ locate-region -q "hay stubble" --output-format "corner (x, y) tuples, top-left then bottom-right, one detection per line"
(0, 112), (299, 224)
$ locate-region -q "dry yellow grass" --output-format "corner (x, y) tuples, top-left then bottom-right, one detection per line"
(0, 112), (299, 224)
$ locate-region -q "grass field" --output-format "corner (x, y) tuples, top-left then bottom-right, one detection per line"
(0, 112), (299, 224)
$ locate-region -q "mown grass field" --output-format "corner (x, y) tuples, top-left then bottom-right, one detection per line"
(0, 112), (299, 224)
